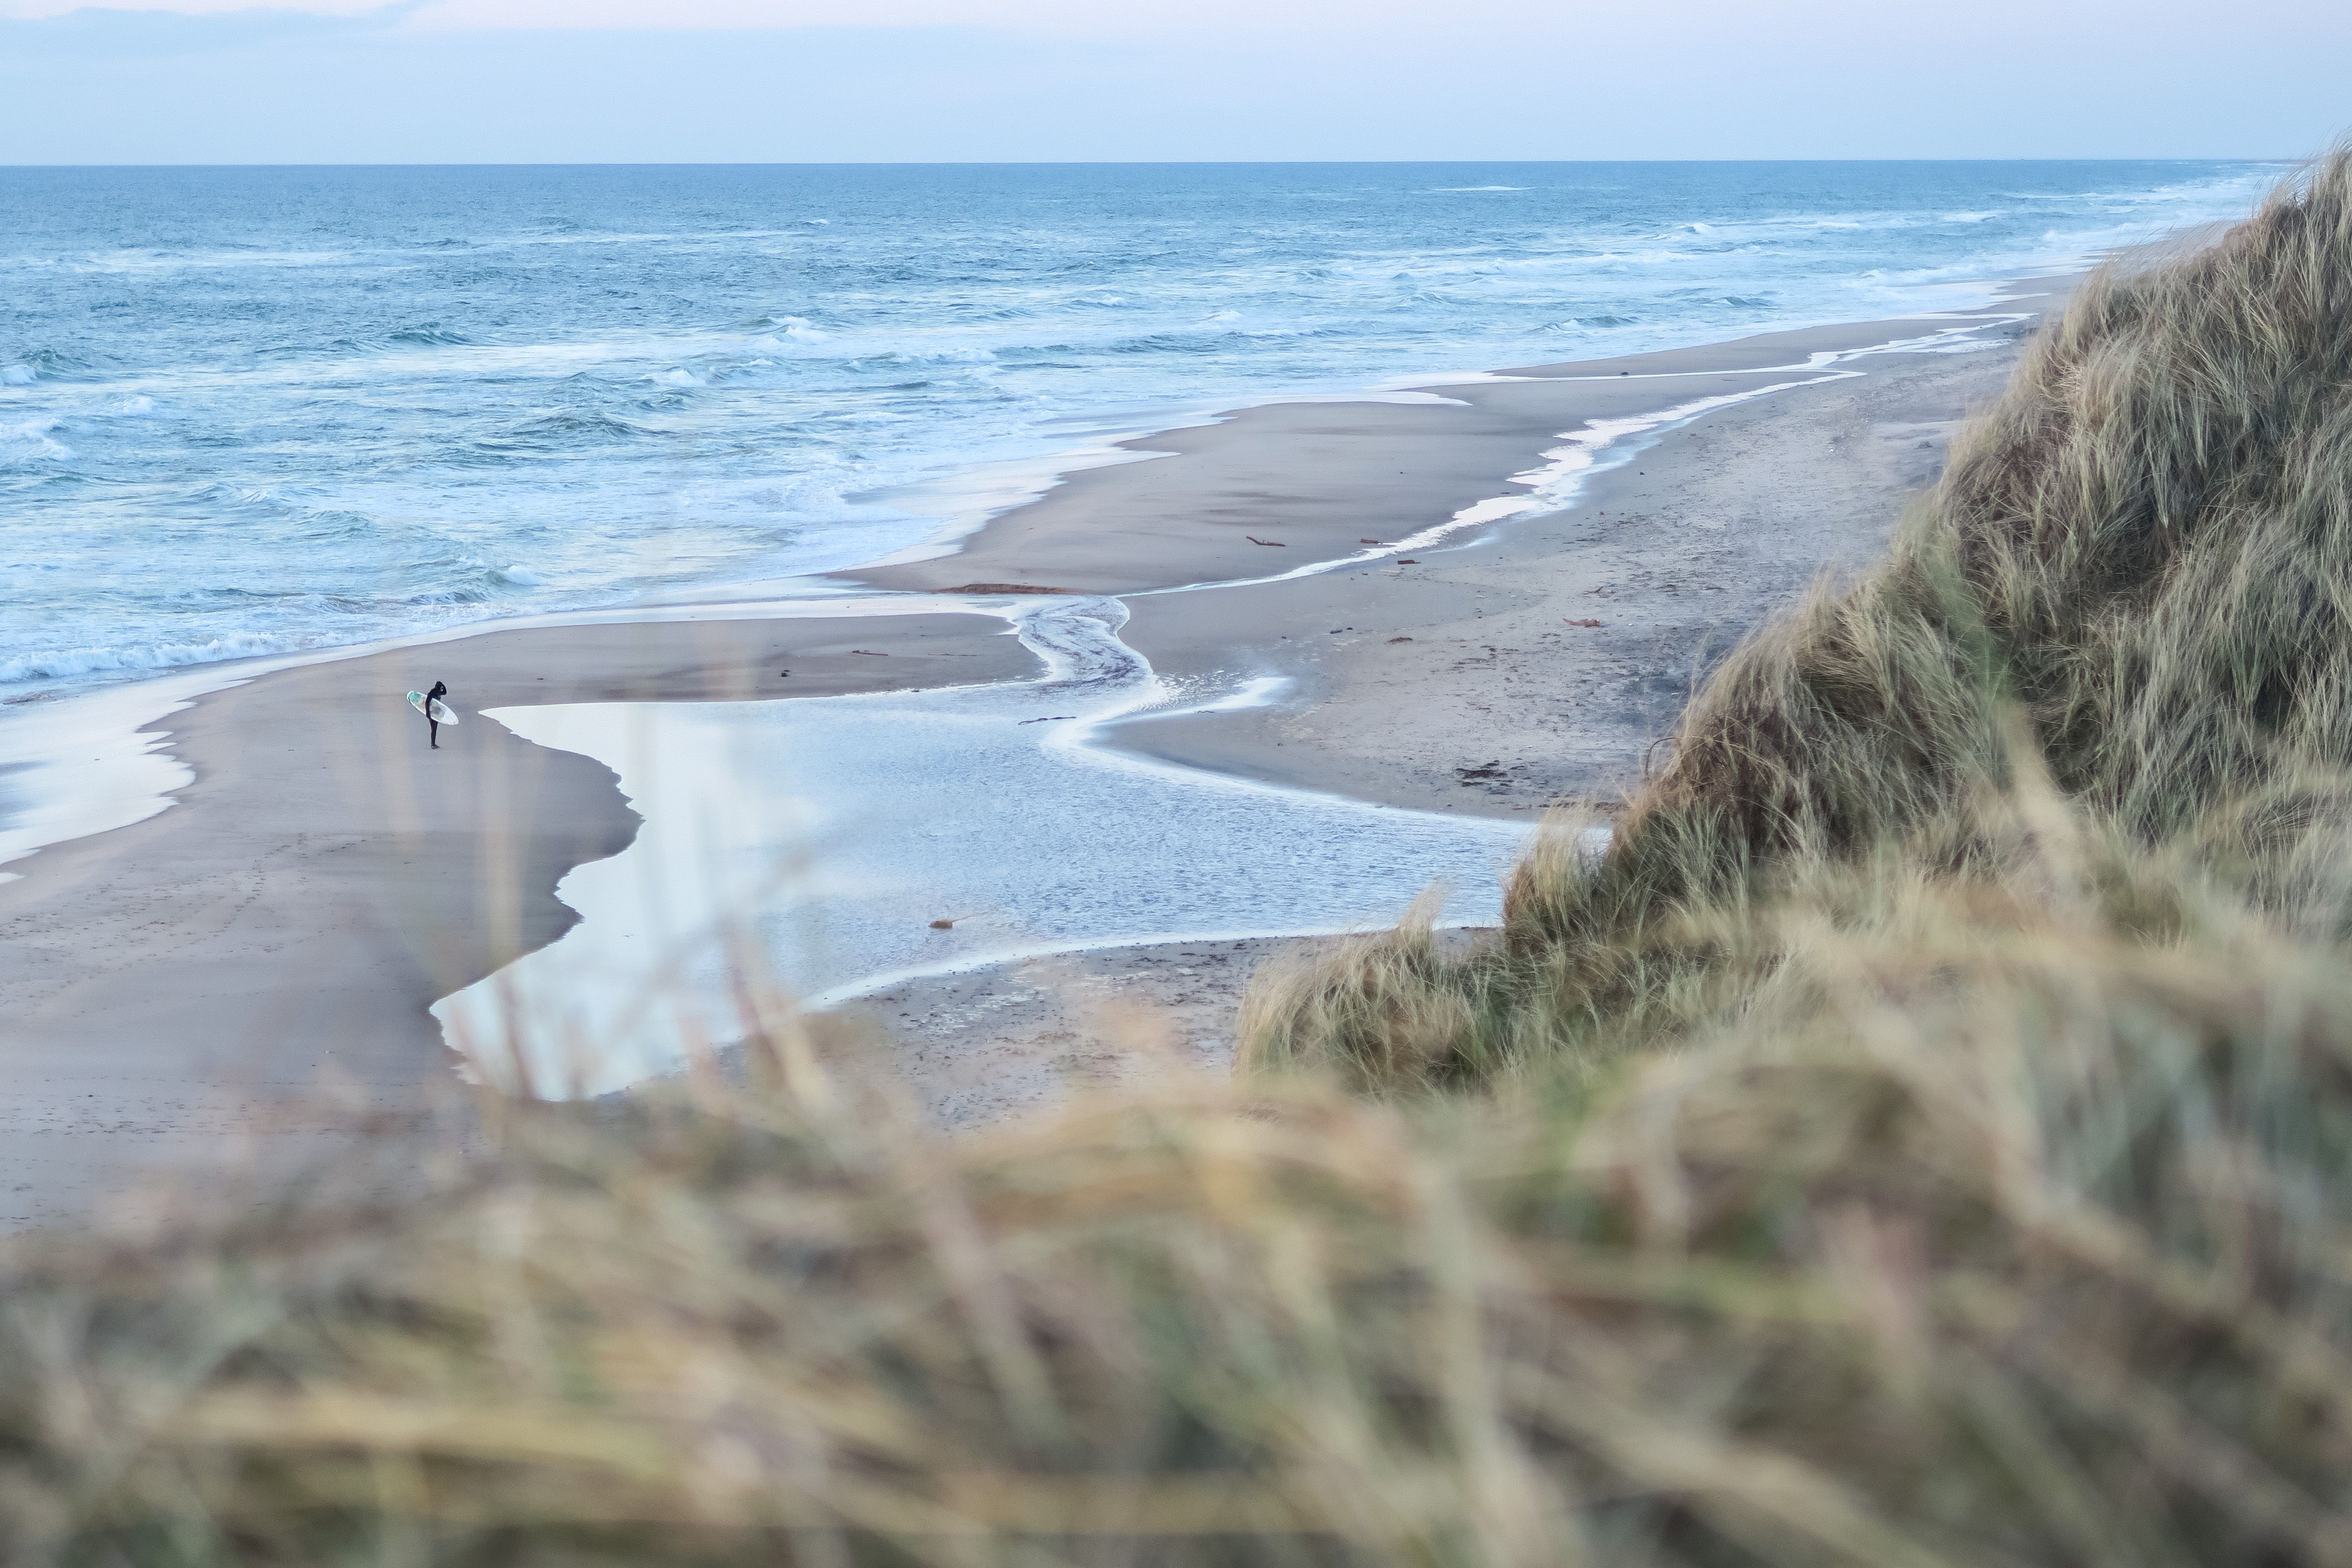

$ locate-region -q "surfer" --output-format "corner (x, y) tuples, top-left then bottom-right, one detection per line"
(425, 680), (449, 749)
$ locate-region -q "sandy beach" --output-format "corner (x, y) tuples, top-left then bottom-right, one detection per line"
(0, 282), (2061, 1229)
(1111, 295), (2063, 814)
(846, 290), (2061, 815)
(0, 611), (1033, 1227)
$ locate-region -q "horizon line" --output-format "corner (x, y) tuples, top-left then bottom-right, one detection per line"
(0, 155), (2302, 171)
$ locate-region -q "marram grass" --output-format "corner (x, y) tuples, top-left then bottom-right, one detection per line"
(14, 155), (2352, 1565)
(11, 790), (2352, 1565)
(1243, 145), (2352, 1095)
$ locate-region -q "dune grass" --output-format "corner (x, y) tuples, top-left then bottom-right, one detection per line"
(10, 785), (2352, 1565)
(1240, 146), (2352, 1097)
(11, 156), (2352, 1564)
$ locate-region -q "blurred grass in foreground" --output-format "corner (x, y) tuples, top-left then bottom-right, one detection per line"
(12, 153), (2352, 1567)
(9, 776), (2352, 1564)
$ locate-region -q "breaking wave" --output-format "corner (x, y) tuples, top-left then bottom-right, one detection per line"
(0, 159), (2284, 701)
(0, 631), (308, 686)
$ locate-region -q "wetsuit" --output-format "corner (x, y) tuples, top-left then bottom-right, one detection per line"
(427, 680), (449, 749)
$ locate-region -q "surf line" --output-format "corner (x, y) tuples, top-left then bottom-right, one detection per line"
(0, 324), (1815, 886)
(0, 590), (1012, 881)
(1139, 312), (2029, 600)
(0, 303), (2021, 884)
(1136, 373), (1846, 601)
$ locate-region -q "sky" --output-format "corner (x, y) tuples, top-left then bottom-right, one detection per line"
(0, 0), (2346, 164)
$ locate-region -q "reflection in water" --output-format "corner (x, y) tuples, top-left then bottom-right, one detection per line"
(434, 599), (1527, 1095)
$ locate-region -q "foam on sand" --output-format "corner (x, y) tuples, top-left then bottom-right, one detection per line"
(0, 675), (204, 884)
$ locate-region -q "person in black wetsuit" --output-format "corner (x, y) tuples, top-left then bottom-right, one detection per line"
(426, 679), (450, 749)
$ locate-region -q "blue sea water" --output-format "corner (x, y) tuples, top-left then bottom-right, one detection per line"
(0, 160), (2283, 698)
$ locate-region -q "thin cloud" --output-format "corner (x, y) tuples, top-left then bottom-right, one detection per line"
(0, 0), (424, 57)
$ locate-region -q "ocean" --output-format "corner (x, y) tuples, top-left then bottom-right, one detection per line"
(0, 159), (2283, 700)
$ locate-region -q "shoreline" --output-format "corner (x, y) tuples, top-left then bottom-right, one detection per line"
(0, 280), (2065, 1228)
(842, 310), (2035, 600)
(1111, 288), (2066, 814)
(0, 609), (1037, 1228)
(430, 596), (1530, 1098)
(0, 284), (2058, 874)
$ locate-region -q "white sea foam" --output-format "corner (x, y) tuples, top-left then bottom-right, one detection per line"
(0, 162), (2286, 721)
(0, 297), (1946, 903)
(0, 678), (201, 882)
(0, 416), (73, 459)
(70, 247), (353, 274)
(1179, 313), (2031, 599)
(0, 631), (308, 686)
(1150, 379), (1842, 599)
(764, 315), (827, 341)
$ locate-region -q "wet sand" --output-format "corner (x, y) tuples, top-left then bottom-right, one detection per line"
(847, 298), (2056, 600)
(0, 283), (2060, 1227)
(1111, 304), (2057, 814)
(852, 285), (2063, 818)
(844, 936), (1291, 1127)
(0, 611), (1032, 1230)
(829, 927), (1500, 1129)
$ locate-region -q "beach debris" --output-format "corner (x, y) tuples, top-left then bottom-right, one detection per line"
(1567, 618), (1603, 628)
(778, 669), (790, 676)
(1246, 535), (1286, 546)
(928, 908), (991, 930)
(1397, 558), (1419, 564)
(1017, 715), (1077, 724)
(937, 582), (1078, 595)
(1454, 760), (1508, 782)
(849, 649), (888, 656)
(1360, 537), (1384, 544)
(1387, 636), (1413, 643)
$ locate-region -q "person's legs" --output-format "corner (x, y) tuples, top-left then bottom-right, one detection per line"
(429, 718), (439, 749)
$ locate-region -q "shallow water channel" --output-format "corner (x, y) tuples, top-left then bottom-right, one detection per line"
(433, 598), (1531, 1094)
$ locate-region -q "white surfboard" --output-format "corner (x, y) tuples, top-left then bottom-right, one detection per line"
(406, 690), (460, 724)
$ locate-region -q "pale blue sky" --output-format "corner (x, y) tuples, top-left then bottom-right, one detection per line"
(1, 0), (2345, 163)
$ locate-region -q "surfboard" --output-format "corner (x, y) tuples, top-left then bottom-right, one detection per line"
(406, 691), (460, 725)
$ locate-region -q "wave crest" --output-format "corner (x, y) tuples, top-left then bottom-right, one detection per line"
(0, 631), (303, 685)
